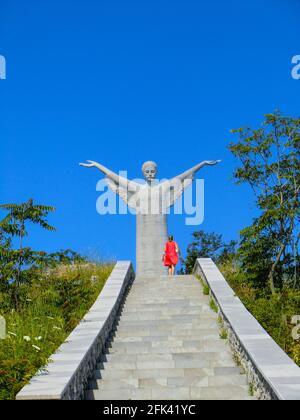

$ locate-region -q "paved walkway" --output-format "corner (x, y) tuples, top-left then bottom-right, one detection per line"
(85, 275), (255, 400)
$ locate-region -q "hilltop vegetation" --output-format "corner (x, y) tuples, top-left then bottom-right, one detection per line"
(180, 111), (300, 366)
(0, 200), (113, 399)
(0, 110), (299, 398)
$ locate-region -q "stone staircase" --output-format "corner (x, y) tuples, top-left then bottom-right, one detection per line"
(85, 275), (254, 400)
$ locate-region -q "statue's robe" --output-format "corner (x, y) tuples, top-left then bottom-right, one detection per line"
(105, 176), (193, 276)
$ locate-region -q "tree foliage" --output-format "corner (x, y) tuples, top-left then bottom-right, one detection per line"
(0, 199), (56, 306)
(229, 111), (300, 293)
(180, 230), (237, 274)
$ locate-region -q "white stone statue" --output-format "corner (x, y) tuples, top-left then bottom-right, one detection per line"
(80, 159), (220, 276)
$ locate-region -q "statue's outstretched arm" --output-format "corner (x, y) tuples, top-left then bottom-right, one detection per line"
(175, 160), (221, 181)
(160, 160), (221, 208)
(79, 160), (138, 191)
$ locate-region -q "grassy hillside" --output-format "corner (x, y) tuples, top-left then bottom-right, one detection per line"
(0, 262), (113, 400)
(219, 261), (300, 367)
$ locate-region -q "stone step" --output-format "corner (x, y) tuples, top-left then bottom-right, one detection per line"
(163, 375), (247, 388)
(129, 287), (202, 293)
(107, 337), (223, 349)
(85, 274), (252, 401)
(131, 278), (197, 283)
(113, 331), (218, 339)
(114, 327), (220, 337)
(89, 378), (139, 390)
(126, 286), (206, 292)
(94, 367), (196, 380)
(123, 298), (208, 305)
(111, 329), (222, 340)
(117, 316), (214, 325)
(116, 315), (218, 326)
(85, 385), (250, 400)
(190, 386), (250, 400)
(105, 342), (223, 354)
(85, 388), (152, 400)
(97, 352), (235, 370)
(110, 335), (223, 346)
(131, 285), (199, 290)
(92, 365), (243, 380)
(129, 288), (202, 292)
(114, 325), (220, 336)
(93, 375), (247, 391)
(99, 350), (233, 365)
(106, 345), (231, 355)
(123, 302), (208, 308)
(117, 314), (217, 322)
(126, 291), (204, 296)
(108, 336), (221, 350)
(100, 353), (178, 363)
(110, 335), (221, 345)
(115, 319), (216, 329)
(131, 278), (198, 284)
(123, 298), (207, 304)
(128, 291), (204, 295)
(97, 353), (235, 370)
(134, 276), (195, 282)
(120, 307), (215, 315)
(127, 288), (203, 294)
(131, 286), (200, 290)
(89, 373), (247, 392)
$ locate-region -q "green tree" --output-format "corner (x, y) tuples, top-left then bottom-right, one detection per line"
(0, 199), (55, 306)
(0, 231), (14, 292)
(229, 111), (300, 293)
(180, 230), (237, 274)
(48, 249), (87, 266)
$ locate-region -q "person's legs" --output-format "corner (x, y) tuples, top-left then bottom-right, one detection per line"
(168, 266), (172, 276)
(171, 265), (175, 275)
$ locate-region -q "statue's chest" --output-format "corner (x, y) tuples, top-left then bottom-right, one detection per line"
(134, 185), (165, 214)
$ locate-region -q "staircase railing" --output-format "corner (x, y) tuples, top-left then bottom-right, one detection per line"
(16, 261), (135, 400)
(194, 258), (300, 400)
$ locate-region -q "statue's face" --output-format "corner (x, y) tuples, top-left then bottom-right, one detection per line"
(142, 162), (157, 182)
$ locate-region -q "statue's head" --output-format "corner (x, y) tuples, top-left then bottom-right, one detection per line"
(142, 161), (157, 182)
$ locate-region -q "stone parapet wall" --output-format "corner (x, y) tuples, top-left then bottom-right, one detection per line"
(16, 261), (134, 400)
(194, 258), (300, 400)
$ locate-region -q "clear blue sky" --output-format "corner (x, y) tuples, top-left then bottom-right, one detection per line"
(1, 0), (300, 268)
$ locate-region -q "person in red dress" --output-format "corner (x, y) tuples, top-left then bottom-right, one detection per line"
(162, 235), (180, 276)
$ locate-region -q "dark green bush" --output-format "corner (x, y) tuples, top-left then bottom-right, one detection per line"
(0, 263), (113, 400)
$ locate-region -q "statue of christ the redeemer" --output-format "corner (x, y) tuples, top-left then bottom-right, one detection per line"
(80, 159), (220, 277)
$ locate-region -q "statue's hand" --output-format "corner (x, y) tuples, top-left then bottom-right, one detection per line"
(205, 160), (222, 166)
(79, 160), (97, 168)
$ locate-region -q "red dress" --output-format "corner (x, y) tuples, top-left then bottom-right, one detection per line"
(164, 241), (179, 267)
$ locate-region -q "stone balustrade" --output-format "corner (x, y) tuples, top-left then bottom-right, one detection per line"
(194, 258), (300, 400)
(16, 261), (134, 400)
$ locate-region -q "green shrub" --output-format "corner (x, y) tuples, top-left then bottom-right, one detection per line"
(220, 262), (300, 367)
(203, 284), (210, 296)
(210, 299), (218, 313)
(0, 262), (113, 400)
(219, 328), (228, 340)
